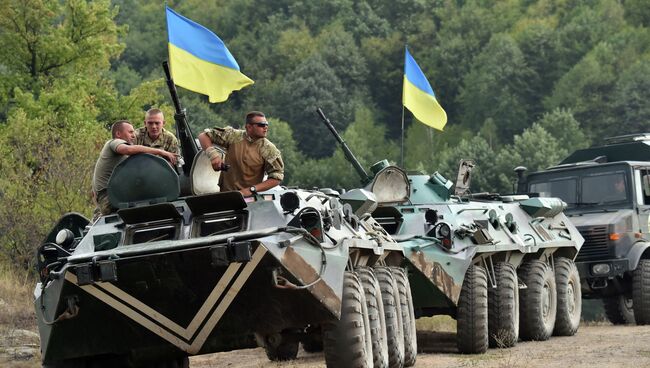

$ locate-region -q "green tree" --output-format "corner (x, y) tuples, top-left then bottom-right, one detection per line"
(0, 0), (123, 112)
(274, 54), (355, 157)
(437, 136), (501, 193)
(612, 58), (650, 134)
(534, 108), (590, 150)
(494, 124), (566, 192)
(458, 33), (534, 139)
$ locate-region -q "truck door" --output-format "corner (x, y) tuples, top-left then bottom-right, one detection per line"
(635, 169), (650, 235)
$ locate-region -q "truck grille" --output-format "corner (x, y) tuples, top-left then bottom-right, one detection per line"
(575, 226), (610, 262)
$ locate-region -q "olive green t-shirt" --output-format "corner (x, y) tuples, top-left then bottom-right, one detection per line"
(92, 139), (128, 193)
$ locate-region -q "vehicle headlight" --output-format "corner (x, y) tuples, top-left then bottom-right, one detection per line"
(592, 263), (611, 275)
(438, 223), (451, 238)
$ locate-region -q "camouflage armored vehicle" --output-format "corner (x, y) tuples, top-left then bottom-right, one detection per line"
(516, 133), (650, 325)
(33, 65), (416, 368)
(318, 109), (584, 354)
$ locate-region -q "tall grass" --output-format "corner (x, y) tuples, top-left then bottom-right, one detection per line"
(0, 262), (36, 331)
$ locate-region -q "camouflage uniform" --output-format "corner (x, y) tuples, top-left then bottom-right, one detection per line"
(92, 139), (129, 216)
(135, 127), (180, 155)
(204, 127), (284, 191)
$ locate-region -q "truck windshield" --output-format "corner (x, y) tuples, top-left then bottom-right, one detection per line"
(530, 179), (577, 206)
(582, 172), (628, 205)
(529, 170), (629, 208)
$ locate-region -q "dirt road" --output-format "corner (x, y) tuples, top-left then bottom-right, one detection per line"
(190, 324), (650, 368)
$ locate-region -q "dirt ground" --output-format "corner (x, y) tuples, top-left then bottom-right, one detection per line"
(190, 324), (650, 368)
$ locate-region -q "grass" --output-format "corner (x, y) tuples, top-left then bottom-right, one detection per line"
(415, 315), (457, 332)
(0, 263), (37, 330)
(0, 262), (41, 367)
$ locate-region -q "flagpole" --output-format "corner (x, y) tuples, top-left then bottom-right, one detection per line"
(401, 105), (405, 168)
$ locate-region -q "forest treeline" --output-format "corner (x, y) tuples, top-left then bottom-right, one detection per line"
(0, 0), (649, 269)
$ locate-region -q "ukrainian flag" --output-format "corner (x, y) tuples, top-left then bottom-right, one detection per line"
(166, 6), (253, 103)
(403, 47), (447, 130)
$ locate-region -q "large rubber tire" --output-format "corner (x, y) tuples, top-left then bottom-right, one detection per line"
(323, 271), (373, 368)
(553, 258), (581, 336)
(357, 267), (389, 368)
(518, 260), (557, 341)
(393, 267), (417, 367)
(301, 325), (323, 353)
(263, 338), (299, 361)
(374, 266), (405, 368)
(603, 295), (635, 325)
(457, 264), (488, 354)
(488, 262), (519, 348)
(633, 259), (650, 325)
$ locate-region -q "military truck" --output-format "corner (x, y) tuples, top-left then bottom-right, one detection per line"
(516, 133), (650, 325)
(318, 109), (584, 354)
(33, 65), (417, 368)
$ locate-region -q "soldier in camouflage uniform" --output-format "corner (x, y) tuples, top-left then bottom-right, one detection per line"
(93, 120), (177, 218)
(198, 111), (284, 197)
(135, 108), (180, 155)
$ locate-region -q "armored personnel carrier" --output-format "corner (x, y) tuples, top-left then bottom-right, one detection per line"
(33, 65), (416, 368)
(318, 109), (584, 354)
(516, 133), (650, 325)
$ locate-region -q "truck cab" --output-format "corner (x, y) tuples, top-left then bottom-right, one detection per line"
(518, 134), (650, 325)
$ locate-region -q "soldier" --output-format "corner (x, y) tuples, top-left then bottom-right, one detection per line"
(93, 120), (177, 217)
(198, 111), (284, 197)
(135, 108), (180, 155)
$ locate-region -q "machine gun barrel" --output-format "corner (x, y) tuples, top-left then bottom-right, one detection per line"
(162, 61), (198, 176)
(316, 108), (371, 184)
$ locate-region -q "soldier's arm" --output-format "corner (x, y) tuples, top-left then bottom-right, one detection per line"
(198, 131), (225, 171)
(115, 144), (177, 165)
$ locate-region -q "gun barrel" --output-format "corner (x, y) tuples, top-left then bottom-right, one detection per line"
(163, 62), (182, 114)
(162, 62), (198, 176)
(316, 108), (371, 184)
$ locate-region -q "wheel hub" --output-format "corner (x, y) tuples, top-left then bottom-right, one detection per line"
(567, 281), (575, 314)
(542, 283), (551, 318)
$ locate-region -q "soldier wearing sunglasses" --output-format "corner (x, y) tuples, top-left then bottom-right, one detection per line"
(198, 111), (284, 197)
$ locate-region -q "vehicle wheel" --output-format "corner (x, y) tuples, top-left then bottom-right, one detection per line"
(323, 271), (373, 368)
(257, 332), (299, 361)
(603, 295), (635, 324)
(488, 262), (519, 348)
(633, 259), (650, 325)
(392, 267), (417, 366)
(357, 267), (389, 368)
(301, 325), (323, 353)
(153, 357), (190, 368)
(554, 257), (581, 336)
(457, 264), (488, 354)
(374, 266), (405, 368)
(518, 260), (557, 341)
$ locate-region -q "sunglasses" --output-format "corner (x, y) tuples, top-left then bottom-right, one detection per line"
(250, 122), (269, 128)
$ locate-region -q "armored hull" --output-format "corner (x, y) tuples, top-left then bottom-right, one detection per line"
(35, 154), (410, 367)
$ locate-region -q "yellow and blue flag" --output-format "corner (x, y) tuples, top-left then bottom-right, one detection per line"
(166, 6), (253, 103)
(402, 47), (447, 130)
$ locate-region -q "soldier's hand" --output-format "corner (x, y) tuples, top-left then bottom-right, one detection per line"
(162, 151), (177, 165)
(239, 188), (252, 197)
(210, 157), (224, 171)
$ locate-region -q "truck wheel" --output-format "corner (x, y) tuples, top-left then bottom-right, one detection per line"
(392, 267), (417, 366)
(488, 262), (519, 348)
(457, 264), (488, 354)
(553, 257), (581, 336)
(519, 260), (557, 341)
(301, 325), (323, 353)
(323, 271), (373, 368)
(633, 259), (650, 325)
(603, 295), (635, 325)
(374, 266), (405, 368)
(357, 267), (389, 368)
(257, 331), (299, 361)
